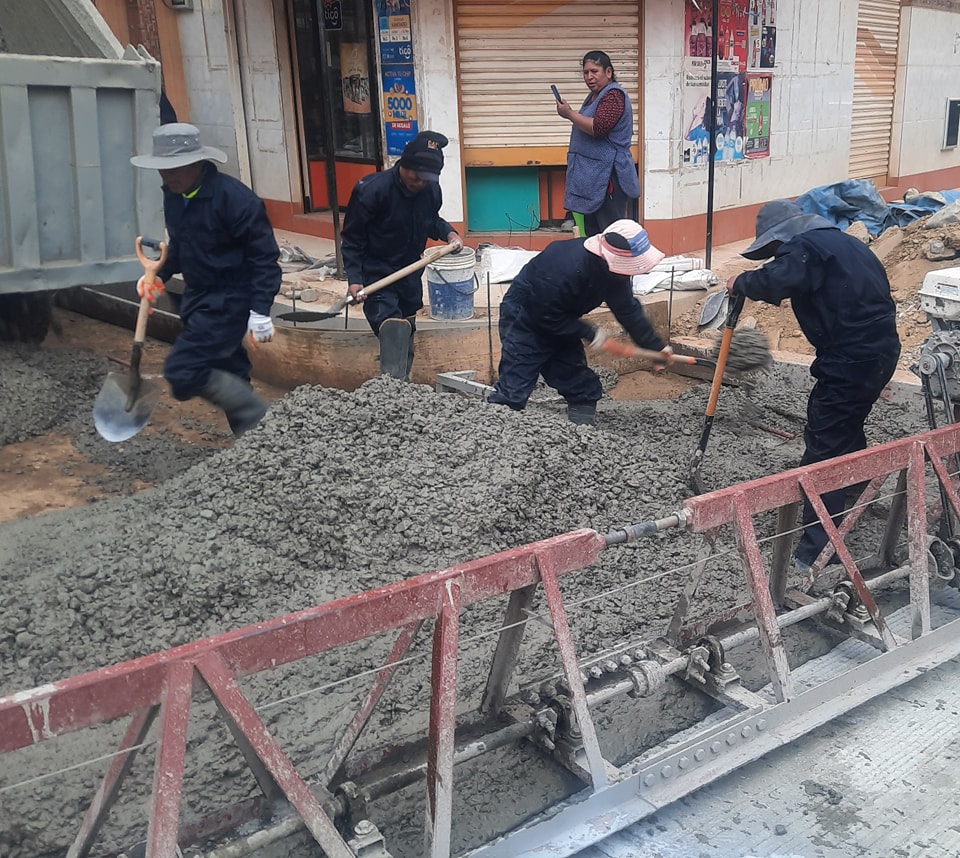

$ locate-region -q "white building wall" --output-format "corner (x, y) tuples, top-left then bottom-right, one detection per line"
(891, 6), (960, 181)
(643, 0), (858, 222)
(410, 0), (464, 223)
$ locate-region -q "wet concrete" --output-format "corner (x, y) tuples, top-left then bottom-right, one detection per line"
(0, 346), (930, 857)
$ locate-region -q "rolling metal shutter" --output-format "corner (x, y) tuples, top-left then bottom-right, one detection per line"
(849, 0), (901, 181)
(455, 0), (640, 166)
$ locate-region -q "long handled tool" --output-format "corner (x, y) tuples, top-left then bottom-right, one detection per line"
(597, 325), (769, 374)
(688, 292), (746, 493)
(93, 237), (167, 442)
(597, 339), (717, 369)
(317, 244), (459, 316)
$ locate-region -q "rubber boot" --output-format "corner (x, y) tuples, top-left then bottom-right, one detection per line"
(199, 369), (268, 436)
(378, 318), (412, 381)
(567, 402), (597, 425)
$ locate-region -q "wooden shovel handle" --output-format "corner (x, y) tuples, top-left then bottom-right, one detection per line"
(133, 236), (168, 344)
(599, 339), (695, 364)
(358, 243), (459, 300)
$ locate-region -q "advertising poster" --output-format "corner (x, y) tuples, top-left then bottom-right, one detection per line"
(340, 43), (371, 114)
(716, 70), (746, 161)
(377, 0), (413, 65)
(748, 0), (777, 68)
(684, 0), (713, 58)
(744, 73), (772, 158)
(323, 0), (343, 31)
(381, 66), (418, 155)
(717, 0), (748, 71)
(682, 59), (744, 165)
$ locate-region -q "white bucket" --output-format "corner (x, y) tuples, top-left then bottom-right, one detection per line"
(426, 248), (477, 321)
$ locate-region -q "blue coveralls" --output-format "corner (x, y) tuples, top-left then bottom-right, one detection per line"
(157, 164), (281, 401)
(731, 227), (901, 566)
(341, 165), (454, 336)
(488, 238), (665, 409)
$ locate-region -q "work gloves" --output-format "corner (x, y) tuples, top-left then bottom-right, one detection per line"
(447, 232), (464, 253)
(247, 310), (275, 343)
(137, 275), (165, 306)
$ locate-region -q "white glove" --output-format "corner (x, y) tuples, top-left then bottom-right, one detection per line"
(589, 327), (608, 351)
(448, 233), (464, 252)
(247, 310), (274, 343)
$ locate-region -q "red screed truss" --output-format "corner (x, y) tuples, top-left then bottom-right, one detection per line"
(3, 425), (960, 857)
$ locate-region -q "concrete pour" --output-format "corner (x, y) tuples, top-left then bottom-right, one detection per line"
(0, 347), (932, 858)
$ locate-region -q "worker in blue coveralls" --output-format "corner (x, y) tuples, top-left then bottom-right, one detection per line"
(340, 130), (463, 381)
(726, 199), (901, 572)
(487, 220), (673, 425)
(131, 123), (281, 436)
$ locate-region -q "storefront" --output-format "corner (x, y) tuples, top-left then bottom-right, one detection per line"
(287, 0), (383, 210)
(454, 0), (642, 232)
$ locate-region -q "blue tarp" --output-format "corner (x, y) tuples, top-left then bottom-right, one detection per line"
(795, 179), (960, 235)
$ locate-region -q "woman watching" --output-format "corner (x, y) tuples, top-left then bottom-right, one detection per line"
(557, 51), (641, 237)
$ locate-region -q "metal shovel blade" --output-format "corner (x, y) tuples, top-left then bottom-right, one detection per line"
(698, 290), (729, 329)
(92, 371), (160, 442)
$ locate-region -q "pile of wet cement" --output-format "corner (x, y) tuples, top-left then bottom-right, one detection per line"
(0, 368), (928, 857)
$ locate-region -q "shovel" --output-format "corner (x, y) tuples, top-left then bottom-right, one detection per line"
(688, 292), (746, 494)
(317, 244), (459, 317)
(93, 237), (167, 443)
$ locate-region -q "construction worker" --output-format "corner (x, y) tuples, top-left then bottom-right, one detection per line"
(131, 123), (281, 436)
(487, 220), (672, 425)
(341, 130), (463, 380)
(726, 199), (901, 571)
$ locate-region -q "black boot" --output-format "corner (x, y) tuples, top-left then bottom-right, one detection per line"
(199, 369), (268, 436)
(378, 318), (412, 380)
(567, 402), (597, 425)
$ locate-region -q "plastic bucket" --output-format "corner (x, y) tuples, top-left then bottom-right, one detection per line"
(426, 248), (477, 321)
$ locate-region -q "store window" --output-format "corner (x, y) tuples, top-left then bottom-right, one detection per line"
(290, 0), (381, 208)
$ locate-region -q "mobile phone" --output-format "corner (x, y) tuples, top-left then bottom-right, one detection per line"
(551, 85), (562, 102)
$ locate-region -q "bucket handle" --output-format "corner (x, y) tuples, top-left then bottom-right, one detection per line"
(432, 270), (480, 294)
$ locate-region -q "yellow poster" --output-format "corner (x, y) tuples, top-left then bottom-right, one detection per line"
(340, 43), (370, 115)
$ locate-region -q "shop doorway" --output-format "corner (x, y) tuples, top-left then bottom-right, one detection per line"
(288, 0), (383, 213)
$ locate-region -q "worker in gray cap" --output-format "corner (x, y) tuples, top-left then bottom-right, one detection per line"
(131, 123), (281, 436)
(340, 130), (464, 381)
(726, 199), (900, 572)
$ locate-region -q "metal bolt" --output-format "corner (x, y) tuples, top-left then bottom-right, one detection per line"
(643, 773), (656, 787)
(710, 741), (722, 754)
(678, 755), (690, 770)
(757, 719), (767, 731)
(726, 733), (737, 746)
(589, 666), (604, 680)
(619, 654), (633, 666)
(694, 748), (706, 762)
(603, 660), (618, 673)
(660, 764), (673, 779)
(354, 820), (374, 836)
(741, 726), (753, 739)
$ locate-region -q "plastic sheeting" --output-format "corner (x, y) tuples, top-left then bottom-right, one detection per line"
(795, 180), (960, 236)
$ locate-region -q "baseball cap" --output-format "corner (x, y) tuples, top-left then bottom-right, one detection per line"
(399, 131), (448, 182)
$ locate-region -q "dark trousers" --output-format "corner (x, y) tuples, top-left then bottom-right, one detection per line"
(582, 173), (636, 238)
(362, 280), (422, 336)
(487, 301), (602, 409)
(794, 354), (899, 565)
(164, 297), (250, 401)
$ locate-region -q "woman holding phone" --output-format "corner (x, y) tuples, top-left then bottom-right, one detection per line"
(556, 50), (640, 237)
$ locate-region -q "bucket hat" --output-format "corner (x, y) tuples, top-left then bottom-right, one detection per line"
(130, 123), (228, 170)
(584, 220), (665, 276)
(399, 130), (447, 182)
(741, 199), (837, 260)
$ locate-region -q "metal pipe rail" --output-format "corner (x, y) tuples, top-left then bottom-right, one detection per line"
(4, 424), (960, 858)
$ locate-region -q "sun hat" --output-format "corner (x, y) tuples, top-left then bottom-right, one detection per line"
(584, 220), (665, 276)
(398, 130), (448, 182)
(130, 123), (228, 170)
(741, 199), (837, 260)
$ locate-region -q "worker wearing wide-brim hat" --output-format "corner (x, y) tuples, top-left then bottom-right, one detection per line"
(340, 130), (464, 381)
(130, 123), (282, 436)
(487, 219), (672, 425)
(726, 199), (901, 571)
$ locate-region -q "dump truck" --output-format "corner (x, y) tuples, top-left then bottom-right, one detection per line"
(0, 2), (163, 341)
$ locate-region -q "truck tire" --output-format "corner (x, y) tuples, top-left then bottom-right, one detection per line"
(0, 293), (53, 343)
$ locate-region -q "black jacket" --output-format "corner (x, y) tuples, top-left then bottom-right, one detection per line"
(731, 227), (900, 374)
(503, 238), (664, 350)
(341, 166), (454, 291)
(157, 163), (281, 318)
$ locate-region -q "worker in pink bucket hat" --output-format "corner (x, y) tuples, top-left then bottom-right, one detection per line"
(487, 220), (672, 425)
